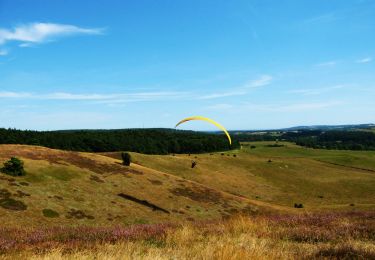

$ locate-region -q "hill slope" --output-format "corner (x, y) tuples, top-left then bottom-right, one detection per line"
(0, 145), (277, 227)
(103, 142), (375, 210)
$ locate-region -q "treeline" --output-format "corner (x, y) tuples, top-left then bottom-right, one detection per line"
(233, 130), (375, 151)
(0, 128), (237, 154)
(283, 130), (375, 150)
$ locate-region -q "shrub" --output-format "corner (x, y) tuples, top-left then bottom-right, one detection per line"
(121, 152), (131, 166)
(42, 209), (60, 218)
(294, 203), (304, 208)
(250, 145), (256, 149)
(191, 161), (197, 168)
(1, 157), (26, 176)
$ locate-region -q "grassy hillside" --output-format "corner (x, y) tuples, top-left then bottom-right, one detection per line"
(1, 142), (374, 228)
(103, 141), (375, 210)
(0, 143), (374, 258)
(0, 145), (276, 228)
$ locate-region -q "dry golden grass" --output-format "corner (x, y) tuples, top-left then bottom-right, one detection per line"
(126, 142), (375, 210)
(2, 212), (374, 260)
(0, 145), (277, 228)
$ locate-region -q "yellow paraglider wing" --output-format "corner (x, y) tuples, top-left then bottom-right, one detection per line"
(175, 116), (232, 145)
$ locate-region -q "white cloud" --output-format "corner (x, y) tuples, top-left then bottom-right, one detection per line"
(241, 101), (343, 112)
(206, 103), (234, 110)
(0, 91), (188, 103)
(0, 91), (31, 98)
(198, 90), (247, 100)
(0, 23), (103, 52)
(356, 57), (372, 63)
(288, 85), (345, 96)
(316, 61), (337, 67)
(198, 75), (272, 100)
(244, 75), (273, 88)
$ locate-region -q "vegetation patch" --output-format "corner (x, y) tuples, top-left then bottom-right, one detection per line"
(148, 179), (163, 185)
(53, 195), (64, 200)
(1, 157), (26, 176)
(0, 188), (11, 199)
(169, 186), (223, 203)
(0, 198), (27, 211)
(14, 190), (31, 198)
(315, 244), (375, 259)
(42, 208), (60, 218)
(90, 175), (104, 183)
(66, 209), (94, 220)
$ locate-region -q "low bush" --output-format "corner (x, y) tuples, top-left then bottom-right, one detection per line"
(1, 157), (26, 177)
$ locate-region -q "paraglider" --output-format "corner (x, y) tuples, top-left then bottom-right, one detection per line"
(175, 116), (232, 146)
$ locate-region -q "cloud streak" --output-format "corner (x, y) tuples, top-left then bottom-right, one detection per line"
(0, 91), (188, 104)
(198, 75), (273, 100)
(316, 61), (338, 67)
(288, 85), (345, 96)
(0, 23), (103, 52)
(356, 57), (372, 63)
(0, 49), (8, 56)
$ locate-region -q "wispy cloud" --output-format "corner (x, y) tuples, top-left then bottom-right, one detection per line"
(198, 90), (247, 100)
(0, 23), (103, 53)
(0, 91), (188, 103)
(316, 61), (338, 67)
(198, 75), (273, 100)
(288, 85), (345, 96)
(244, 75), (273, 88)
(206, 103), (234, 110)
(0, 49), (8, 56)
(304, 12), (338, 24)
(246, 101), (342, 112)
(207, 100), (343, 113)
(356, 57), (372, 63)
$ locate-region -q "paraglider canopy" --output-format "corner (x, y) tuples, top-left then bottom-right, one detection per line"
(175, 116), (232, 146)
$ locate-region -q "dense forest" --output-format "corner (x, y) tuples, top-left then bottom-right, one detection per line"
(1, 127), (374, 153)
(0, 128), (237, 154)
(285, 130), (375, 150)
(234, 129), (375, 151)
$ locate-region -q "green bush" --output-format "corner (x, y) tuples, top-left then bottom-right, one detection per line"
(42, 208), (60, 218)
(121, 152), (131, 166)
(1, 157), (26, 176)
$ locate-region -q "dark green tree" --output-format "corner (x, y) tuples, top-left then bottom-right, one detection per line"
(121, 152), (132, 166)
(1, 157), (26, 176)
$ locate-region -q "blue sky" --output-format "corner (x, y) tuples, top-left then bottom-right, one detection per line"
(0, 0), (374, 130)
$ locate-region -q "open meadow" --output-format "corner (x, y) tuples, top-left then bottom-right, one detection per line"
(0, 142), (374, 258)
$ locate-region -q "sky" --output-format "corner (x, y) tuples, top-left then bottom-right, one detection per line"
(0, 0), (374, 131)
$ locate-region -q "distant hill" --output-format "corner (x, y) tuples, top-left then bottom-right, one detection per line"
(281, 123), (375, 131)
(228, 123), (375, 134)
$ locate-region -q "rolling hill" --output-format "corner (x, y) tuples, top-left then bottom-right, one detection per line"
(0, 144), (280, 228)
(103, 142), (375, 210)
(1, 142), (374, 228)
